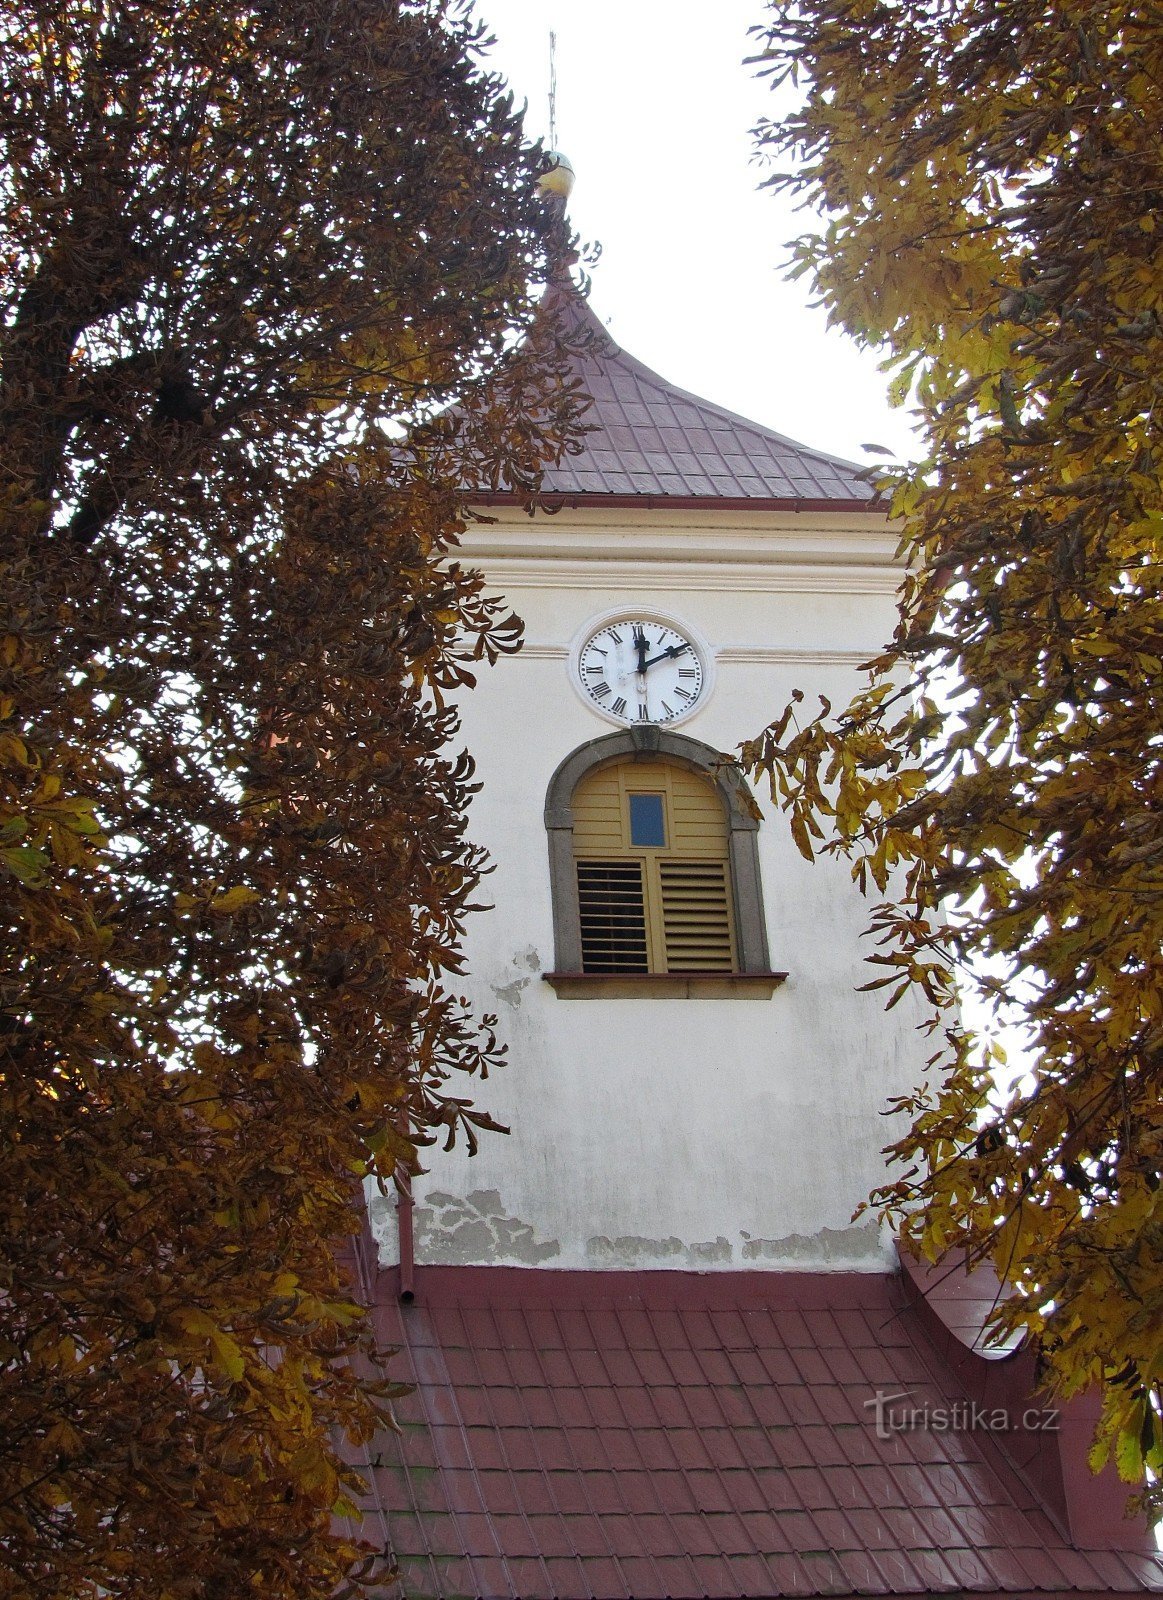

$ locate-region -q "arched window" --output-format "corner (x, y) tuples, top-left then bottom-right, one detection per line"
(573, 757), (735, 973)
(543, 728), (784, 998)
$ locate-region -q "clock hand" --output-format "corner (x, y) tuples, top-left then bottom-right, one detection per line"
(642, 641), (690, 670)
(633, 627), (648, 676)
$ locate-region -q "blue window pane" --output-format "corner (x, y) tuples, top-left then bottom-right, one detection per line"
(629, 792), (666, 848)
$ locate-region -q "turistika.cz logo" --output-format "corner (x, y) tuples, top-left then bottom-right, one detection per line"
(864, 1389), (1060, 1441)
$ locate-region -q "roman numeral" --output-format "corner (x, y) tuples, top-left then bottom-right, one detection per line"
(637, 702), (649, 721)
(584, 665), (602, 674)
(592, 681), (611, 697)
(678, 668), (697, 679)
(610, 696), (627, 716)
(675, 687), (693, 701)
(661, 701), (675, 717)
(608, 629), (622, 643)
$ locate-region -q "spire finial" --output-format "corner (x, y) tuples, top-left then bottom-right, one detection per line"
(538, 27), (575, 204)
(548, 29), (557, 150)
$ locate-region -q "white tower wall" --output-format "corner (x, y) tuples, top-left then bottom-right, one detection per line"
(369, 505), (928, 1273)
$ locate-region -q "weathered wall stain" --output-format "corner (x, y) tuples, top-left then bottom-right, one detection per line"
(366, 1189), (397, 1259)
(492, 976), (531, 1009)
(490, 946), (542, 1010)
(740, 1219), (882, 1265)
(586, 1234), (732, 1268)
(582, 1222), (882, 1270)
(414, 1188), (561, 1265)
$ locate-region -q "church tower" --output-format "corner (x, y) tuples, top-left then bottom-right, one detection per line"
(352, 280), (1163, 1600)
(368, 284), (922, 1278)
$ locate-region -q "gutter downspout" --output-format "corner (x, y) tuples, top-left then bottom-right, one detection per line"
(395, 1163), (415, 1303)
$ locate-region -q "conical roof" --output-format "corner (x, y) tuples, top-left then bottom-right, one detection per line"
(478, 287), (881, 510)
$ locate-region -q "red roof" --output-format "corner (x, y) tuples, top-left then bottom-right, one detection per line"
(345, 1261), (1162, 1600)
(473, 290), (881, 511)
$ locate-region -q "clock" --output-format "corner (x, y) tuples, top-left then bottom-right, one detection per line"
(574, 615), (708, 726)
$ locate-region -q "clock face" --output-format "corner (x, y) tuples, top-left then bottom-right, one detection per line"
(576, 619), (706, 725)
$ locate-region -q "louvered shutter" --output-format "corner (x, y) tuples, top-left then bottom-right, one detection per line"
(659, 859), (734, 970)
(577, 861), (649, 972)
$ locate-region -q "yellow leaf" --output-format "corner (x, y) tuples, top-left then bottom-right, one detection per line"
(211, 886), (260, 914)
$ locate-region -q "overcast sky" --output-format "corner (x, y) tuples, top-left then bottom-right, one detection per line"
(475, 0), (919, 468)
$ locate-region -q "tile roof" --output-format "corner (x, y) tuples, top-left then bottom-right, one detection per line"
(475, 288), (880, 510)
(347, 1265), (1163, 1600)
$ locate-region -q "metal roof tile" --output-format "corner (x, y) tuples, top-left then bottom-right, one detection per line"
(685, 1385), (728, 1429)
(541, 1554), (591, 1599)
(617, 1472), (662, 1516)
(576, 1555), (625, 1595)
(636, 1433), (681, 1476)
(688, 1468), (739, 1514)
(359, 1268), (1163, 1599)
(671, 1510), (723, 1557)
(650, 1387), (689, 1429)
(600, 1432), (642, 1474)
(412, 1554), (476, 1597)
(511, 1472), (557, 1515)
(582, 1386), (623, 1428)
(837, 1548), (893, 1592)
(545, 1472), (588, 1515)
(798, 1548), (855, 1595)
(764, 1425), (818, 1471)
(552, 1388), (591, 1428)
(650, 1467), (698, 1513)
(711, 1509), (763, 1556)
(701, 1428), (750, 1473)
(946, 1543), (1018, 1589)
(873, 1546), (941, 1592)
(534, 1431), (576, 1473)
(473, 290), (883, 509)
(601, 1350), (636, 1388)
(731, 1551), (787, 1595)
(738, 1506), (794, 1551)
(565, 1431), (609, 1472)
(524, 1510), (579, 1561)
(618, 1553), (667, 1593)
(759, 1550), (813, 1594)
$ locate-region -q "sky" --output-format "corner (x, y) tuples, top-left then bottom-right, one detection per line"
(474, 0), (920, 467)
(472, 5), (1038, 1067)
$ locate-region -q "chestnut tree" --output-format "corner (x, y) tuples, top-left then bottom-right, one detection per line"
(0, 1), (583, 1594)
(747, 0), (1162, 1516)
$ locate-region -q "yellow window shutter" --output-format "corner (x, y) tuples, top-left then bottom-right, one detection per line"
(659, 859), (734, 971)
(572, 759), (735, 974)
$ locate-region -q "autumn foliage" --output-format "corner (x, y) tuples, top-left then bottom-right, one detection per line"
(0, 2), (583, 1595)
(747, 0), (1162, 1515)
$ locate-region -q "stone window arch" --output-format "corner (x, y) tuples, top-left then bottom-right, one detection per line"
(543, 727), (781, 997)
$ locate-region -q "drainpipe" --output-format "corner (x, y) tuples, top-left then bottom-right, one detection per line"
(395, 1163), (415, 1303)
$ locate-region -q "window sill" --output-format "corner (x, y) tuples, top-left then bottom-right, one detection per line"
(542, 972), (788, 1000)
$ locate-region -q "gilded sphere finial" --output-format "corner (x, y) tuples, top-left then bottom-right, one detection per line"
(539, 151), (575, 201)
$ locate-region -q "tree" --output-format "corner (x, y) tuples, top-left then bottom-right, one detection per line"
(746, 0), (1162, 1516)
(0, 3), (583, 1594)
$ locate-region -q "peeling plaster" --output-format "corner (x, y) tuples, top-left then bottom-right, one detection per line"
(366, 1188), (397, 1263)
(489, 947), (542, 1010)
(375, 1181), (890, 1274)
(587, 1234), (732, 1269)
(582, 1222), (884, 1272)
(414, 1188), (560, 1266)
(740, 1219), (883, 1268)
(492, 976), (531, 1009)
